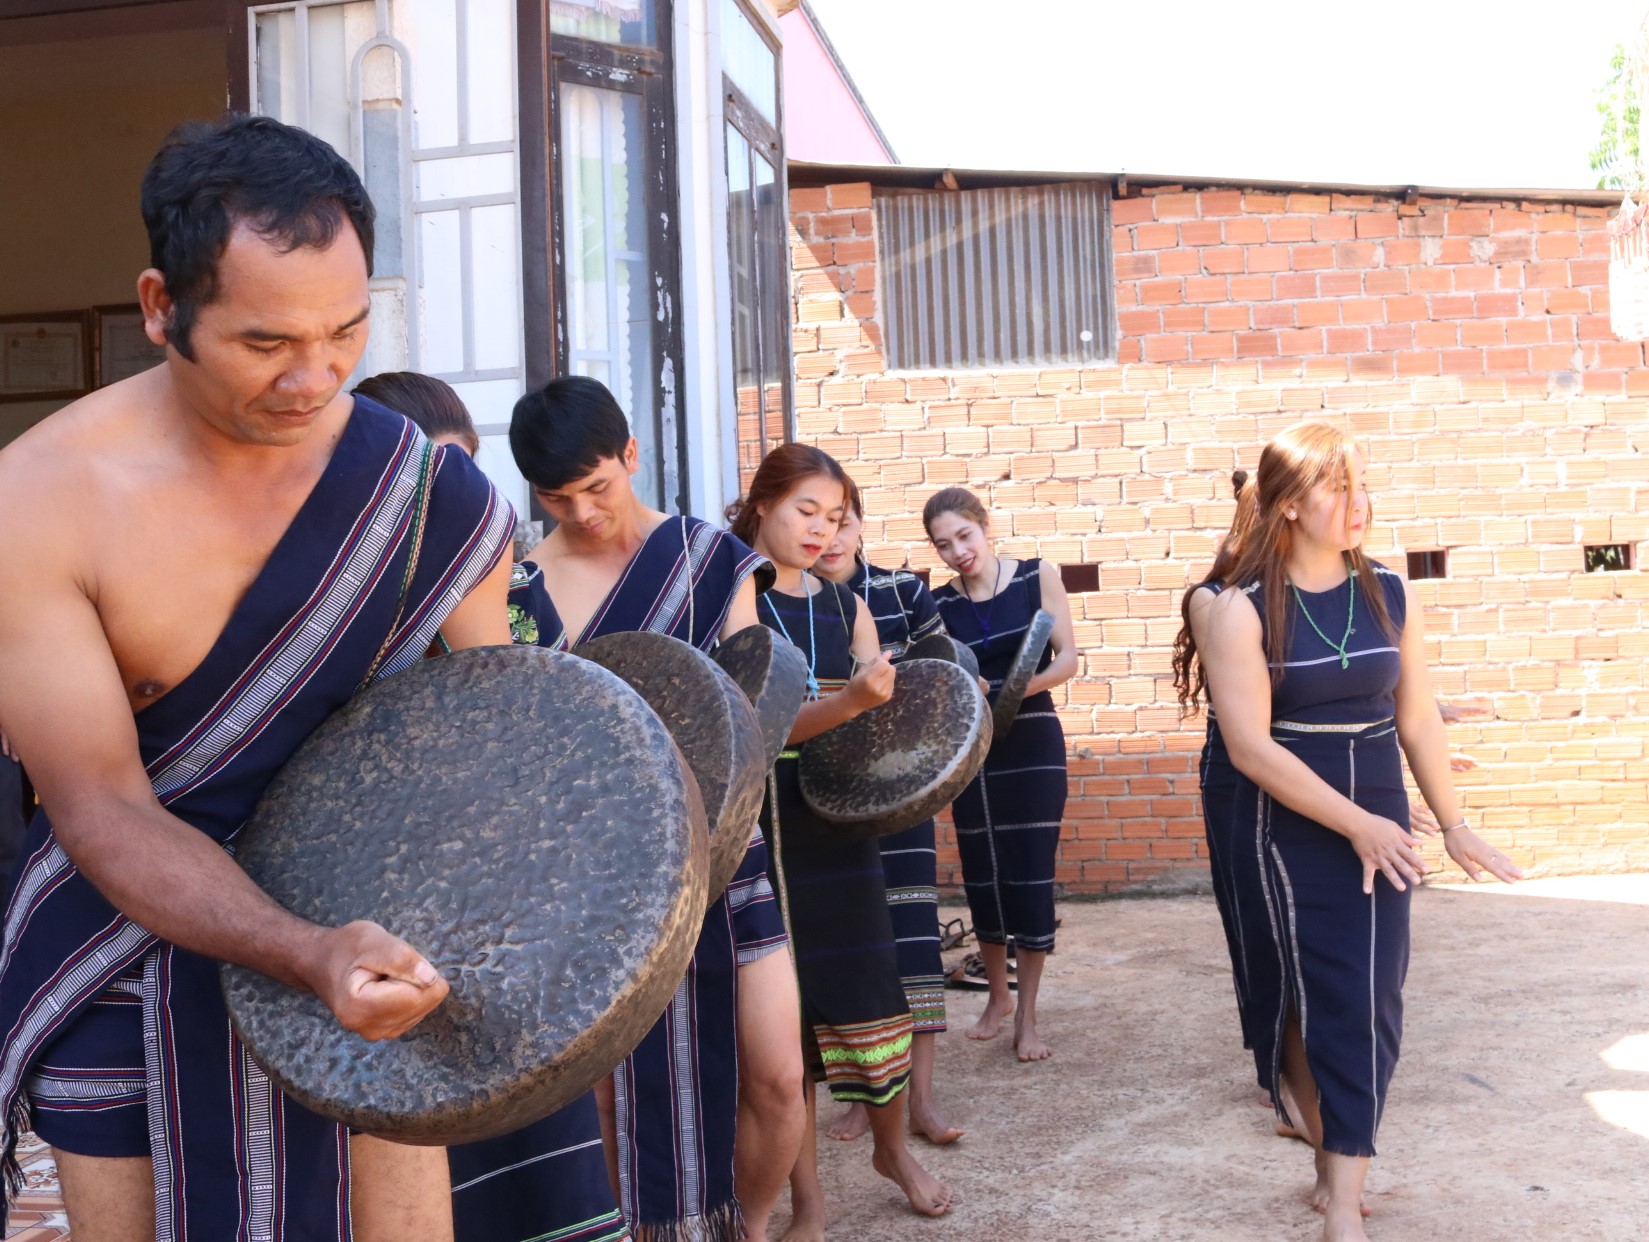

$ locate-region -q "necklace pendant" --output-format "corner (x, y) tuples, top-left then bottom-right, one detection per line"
(1339, 654), (1350, 670)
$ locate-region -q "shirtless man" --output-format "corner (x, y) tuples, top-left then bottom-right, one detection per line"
(0, 114), (513, 1240)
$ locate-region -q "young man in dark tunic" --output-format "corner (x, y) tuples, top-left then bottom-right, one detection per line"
(0, 115), (514, 1239)
(506, 377), (805, 1242)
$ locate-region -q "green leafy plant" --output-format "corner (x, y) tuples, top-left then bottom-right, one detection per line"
(1591, 43), (1643, 192)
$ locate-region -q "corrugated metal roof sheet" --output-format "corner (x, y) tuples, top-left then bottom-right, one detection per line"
(876, 182), (1113, 371)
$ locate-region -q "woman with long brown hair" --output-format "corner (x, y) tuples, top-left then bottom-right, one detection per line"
(729, 444), (952, 1234)
(1174, 421), (1517, 1242)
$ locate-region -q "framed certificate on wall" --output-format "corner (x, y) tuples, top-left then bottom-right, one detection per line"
(0, 312), (90, 402)
(93, 304), (167, 387)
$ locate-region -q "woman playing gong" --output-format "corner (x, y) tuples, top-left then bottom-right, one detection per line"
(729, 444), (952, 1232)
(812, 479), (963, 1148)
(1173, 421), (1518, 1242)
(924, 487), (1077, 1063)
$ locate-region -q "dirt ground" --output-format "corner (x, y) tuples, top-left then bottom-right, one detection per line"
(796, 879), (1649, 1242)
(10, 878), (1648, 1241)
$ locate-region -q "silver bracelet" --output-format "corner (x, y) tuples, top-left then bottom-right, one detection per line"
(1440, 819), (1468, 834)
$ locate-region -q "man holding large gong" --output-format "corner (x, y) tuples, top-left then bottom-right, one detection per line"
(0, 115), (515, 1239)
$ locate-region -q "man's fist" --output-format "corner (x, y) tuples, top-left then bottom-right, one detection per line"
(309, 919), (449, 1041)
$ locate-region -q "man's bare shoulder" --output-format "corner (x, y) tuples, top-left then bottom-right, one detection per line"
(0, 376), (171, 583)
(0, 376), (161, 512)
(522, 529), (562, 568)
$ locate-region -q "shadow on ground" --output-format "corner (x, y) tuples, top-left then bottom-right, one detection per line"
(11, 880), (1648, 1240)
(798, 882), (1649, 1241)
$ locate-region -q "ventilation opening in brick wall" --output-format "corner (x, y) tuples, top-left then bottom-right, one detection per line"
(1061, 563), (1100, 594)
(1585, 544), (1635, 572)
(1406, 550), (1448, 580)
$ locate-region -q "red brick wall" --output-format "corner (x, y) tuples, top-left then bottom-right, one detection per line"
(788, 179), (1649, 892)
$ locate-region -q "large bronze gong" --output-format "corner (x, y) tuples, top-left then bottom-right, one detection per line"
(797, 660), (991, 838)
(222, 645), (708, 1146)
(574, 631), (767, 900)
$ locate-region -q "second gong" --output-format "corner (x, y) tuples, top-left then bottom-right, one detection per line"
(797, 659), (991, 838)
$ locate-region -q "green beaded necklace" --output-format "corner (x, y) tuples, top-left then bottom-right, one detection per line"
(1290, 571), (1357, 669)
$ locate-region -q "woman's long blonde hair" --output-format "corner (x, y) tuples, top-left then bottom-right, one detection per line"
(1172, 421), (1396, 712)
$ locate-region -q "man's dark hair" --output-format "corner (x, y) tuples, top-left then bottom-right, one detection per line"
(510, 376), (633, 492)
(140, 112), (376, 359)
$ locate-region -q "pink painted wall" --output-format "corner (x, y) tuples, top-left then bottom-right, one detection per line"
(779, 6), (893, 165)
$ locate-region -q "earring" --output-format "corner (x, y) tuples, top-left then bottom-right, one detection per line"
(1286, 511), (1297, 521)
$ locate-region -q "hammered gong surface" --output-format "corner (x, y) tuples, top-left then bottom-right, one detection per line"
(222, 645), (708, 1146)
(904, 632), (981, 679)
(798, 660), (992, 838)
(713, 625), (808, 770)
(574, 632), (766, 900)
(992, 609), (1055, 739)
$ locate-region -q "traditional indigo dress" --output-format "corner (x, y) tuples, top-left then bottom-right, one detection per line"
(1199, 560), (1410, 1158)
(0, 399), (513, 1238)
(852, 560), (947, 1033)
(453, 516), (788, 1242)
(934, 558), (1065, 954)
(759, 578), (913, 1105)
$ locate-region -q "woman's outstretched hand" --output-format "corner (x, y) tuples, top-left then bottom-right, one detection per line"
(1443, 825), (1523, 884)
(1349, 812), (1427, 894)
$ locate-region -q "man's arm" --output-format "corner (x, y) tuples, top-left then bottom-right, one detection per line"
(719, 574), (760, 642)
(437, 542), (513, 650)
(0, 505), (446, 1039)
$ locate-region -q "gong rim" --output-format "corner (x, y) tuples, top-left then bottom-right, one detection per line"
(991, 609), (1055, 739)
(903, 633), (981, 680)
(713, 624), (807, 772)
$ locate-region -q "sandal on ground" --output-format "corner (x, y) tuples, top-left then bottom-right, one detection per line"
(945, 951), (1017, 991)
(938, 917), (970, 953)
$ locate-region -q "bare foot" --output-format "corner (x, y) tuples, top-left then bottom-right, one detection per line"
(824, 1102), (869, 1142)
(1309, 1177), (1372, 1219)
(1275, 1117), (1312, 1144)
(1321, 1204), (1371, 1241)
(965, 997), (1012, 1041)
(1013, 1014), (1052, 1062)
(907, 1099), (965, 1145)
(777, 1204), (827, 1242)
(871, 1145), (952, 1217)
(1272, 1081), (1310, 1143)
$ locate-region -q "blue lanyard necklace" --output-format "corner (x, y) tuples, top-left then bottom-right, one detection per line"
(965, 556), (1008, 640)
(762, 575), (821, 699)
